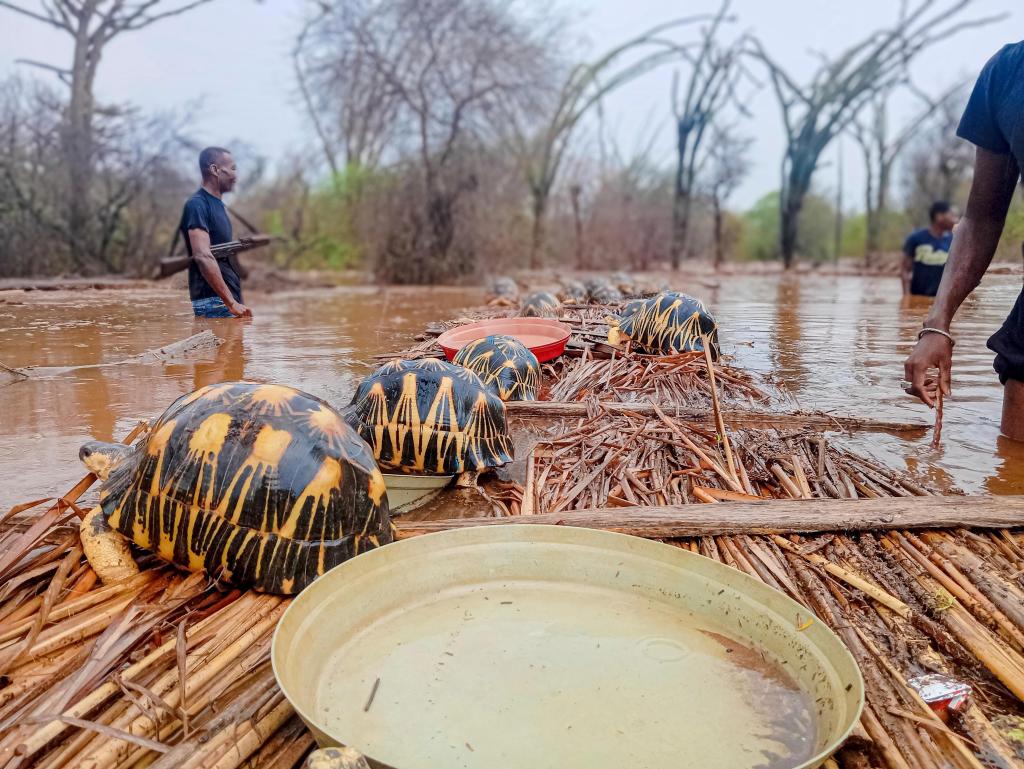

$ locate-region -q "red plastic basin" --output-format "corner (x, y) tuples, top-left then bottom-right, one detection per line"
(437, 318), (572, 363)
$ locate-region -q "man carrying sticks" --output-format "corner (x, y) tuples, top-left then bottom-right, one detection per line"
(904, 42), (1024, 441)
(179, 147), (252, 319)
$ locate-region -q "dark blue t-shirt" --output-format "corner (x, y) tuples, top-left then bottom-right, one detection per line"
(903, 228), (953, 297)
(178, 188), (241, 303)
(957, 41), (1024, 174)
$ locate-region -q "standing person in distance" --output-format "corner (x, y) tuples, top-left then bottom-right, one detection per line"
(901, 201), (959, 297)
(180, 147), (251, 318)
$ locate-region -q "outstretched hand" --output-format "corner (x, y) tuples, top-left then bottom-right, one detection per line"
(903, 333), (953, 408)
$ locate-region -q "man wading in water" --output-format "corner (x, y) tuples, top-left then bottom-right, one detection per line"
(904, 42), (1024, 440)
(180, 147), (251, 318)
(901, 201), (959, 297)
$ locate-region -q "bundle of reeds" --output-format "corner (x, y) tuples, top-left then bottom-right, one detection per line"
(0, 492), (312, 769)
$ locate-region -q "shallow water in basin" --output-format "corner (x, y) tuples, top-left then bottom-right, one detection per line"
(315, 580), (814, 769)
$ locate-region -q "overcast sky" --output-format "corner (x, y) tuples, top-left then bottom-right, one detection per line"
(0, 0), (1019, 213)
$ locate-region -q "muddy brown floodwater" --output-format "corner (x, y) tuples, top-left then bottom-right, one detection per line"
(1, 272), (1022, 509)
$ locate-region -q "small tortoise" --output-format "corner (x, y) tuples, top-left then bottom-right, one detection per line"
(618, 291), (720, 358)
(78, 382), (391, 594)
(586, 278), (622, 305)
(610, 271), (636, 295)
(453, 335), (541, 401)
(519, 290), (561, 318)
(346, 358), (513, 476)
(558, 279), (589, 304)
(487, 277), (519, 304)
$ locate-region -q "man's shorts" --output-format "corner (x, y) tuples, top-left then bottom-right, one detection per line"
(192, 296), (234, 318)
(989, 289), (1024, 384)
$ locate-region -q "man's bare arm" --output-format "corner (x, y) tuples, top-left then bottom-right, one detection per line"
(900, 253), (913, 295)
(187, 229), (251, 317)
(904, 147), (1019, 405)
(927, 148), (1019, 329)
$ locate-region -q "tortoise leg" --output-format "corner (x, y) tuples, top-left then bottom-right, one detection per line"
(305, 747), (370, 769)
(80, 506), (140, 584)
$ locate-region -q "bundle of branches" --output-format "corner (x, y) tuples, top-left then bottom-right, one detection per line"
(679, 526), (1024, 769)
(0, 496), (312, 769)
(545, 349), (766, 406)
(522, 408), (929, 515)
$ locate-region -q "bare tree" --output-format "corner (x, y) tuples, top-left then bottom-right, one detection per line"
(700, 123), (751, 269)
(670, 1), (745, 268)
(0, 0), (215, 271)
(850, 80), (967, 263)
(901, 93), (974, 218)
(305, 0), (555, 283)
(293, 1), (404, 177)
(750, 0), (1002, 269)
(497, 17), (707, 269)
(0, 75), (193, 276)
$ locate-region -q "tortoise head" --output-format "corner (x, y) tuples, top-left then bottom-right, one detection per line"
(79, 441), (132, 480)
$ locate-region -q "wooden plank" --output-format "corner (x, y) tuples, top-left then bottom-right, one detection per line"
(505, 400), (926, 434)
(394, 495), (1024, 540)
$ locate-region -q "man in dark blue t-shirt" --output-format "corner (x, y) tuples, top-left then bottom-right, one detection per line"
(179, 146), (251, 318)
(902, 201), (958, 297)
(904, 41), (1024, 441)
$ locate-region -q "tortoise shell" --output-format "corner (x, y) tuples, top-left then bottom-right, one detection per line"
(519, 291), (560, 318)
(611, 271), (636, 295)
(347, 359), (513, 474)
(558, 280), (589, 304)
(98, 382), (391, 594)
(488, 277), (519, 300)
(453, 335), (541, 402)
(621, 298), (647, 319)
(618, 291), (720, 359)
(587, 280), (622, 305)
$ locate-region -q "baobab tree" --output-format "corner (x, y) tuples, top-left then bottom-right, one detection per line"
(0, 0), (217, 272)
(750, 0), (1002, 268)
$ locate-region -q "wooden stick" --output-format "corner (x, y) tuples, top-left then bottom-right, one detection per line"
(932, 389), (944, 449)
(395, 495), (1024, 539)
(505, 400), (928, 433)
(702, 341), (739, 487)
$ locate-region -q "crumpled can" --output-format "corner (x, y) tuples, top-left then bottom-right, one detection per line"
(908, 674), (972, 721)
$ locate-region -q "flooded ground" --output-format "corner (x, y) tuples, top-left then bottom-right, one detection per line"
(1, 272), (1022, 508)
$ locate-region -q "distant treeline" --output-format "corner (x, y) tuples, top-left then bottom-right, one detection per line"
(0, 0), (1019, 281)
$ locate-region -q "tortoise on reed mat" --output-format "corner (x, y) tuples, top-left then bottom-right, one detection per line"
(558, 279), (589, 304)
(487, 276), (519, 303)
(585, 278), (623, 304)
(611, 271), (636, 295)
(77, 382), (391, 594)
(453, 334), (541, 401)
(519, 290), (561, 318)
(346, 358), (513, 476)
(618, 291), (720, 358)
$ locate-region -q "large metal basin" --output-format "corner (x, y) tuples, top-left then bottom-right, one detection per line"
(273, 525), (863, 769)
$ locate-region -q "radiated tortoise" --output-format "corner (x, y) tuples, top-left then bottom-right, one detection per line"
(77, 382), (391, 595)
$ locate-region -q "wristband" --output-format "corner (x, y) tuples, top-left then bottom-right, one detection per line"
(918, 327), (955, 347)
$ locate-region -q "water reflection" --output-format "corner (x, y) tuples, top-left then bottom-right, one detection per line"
(987, 436), (1024, 496)
(190, 316), (248, 387)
